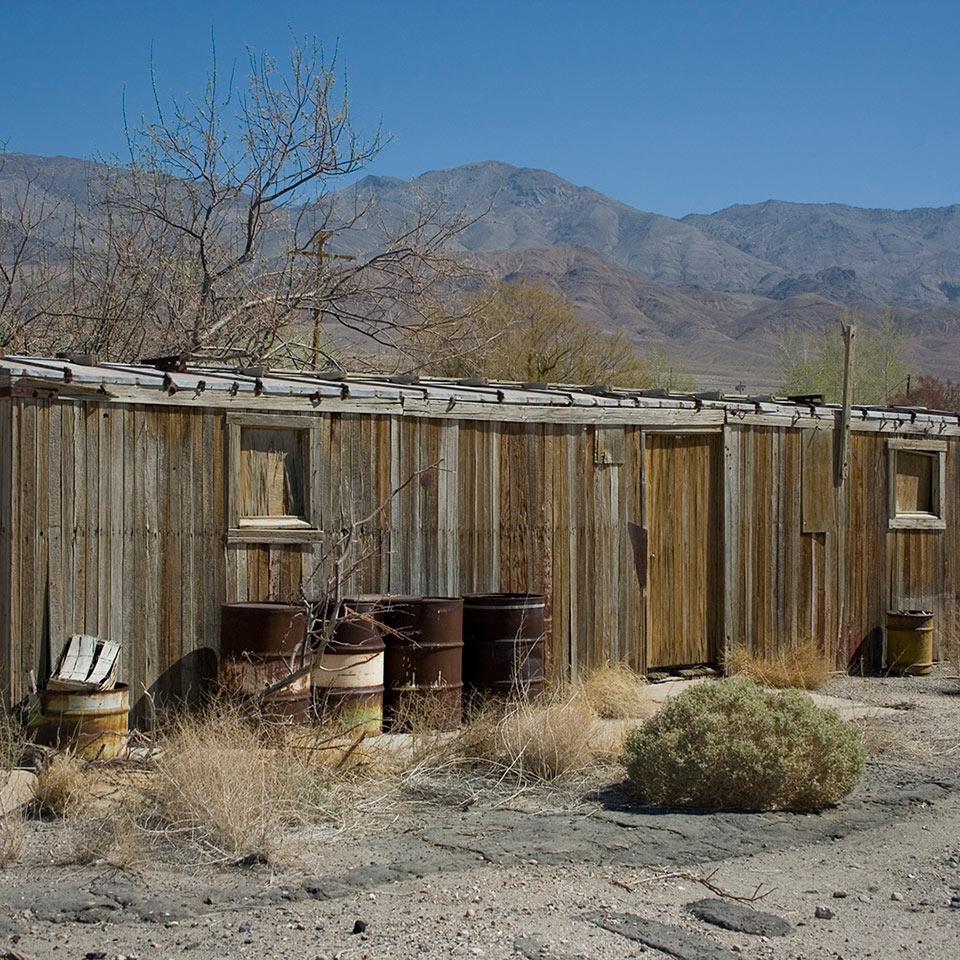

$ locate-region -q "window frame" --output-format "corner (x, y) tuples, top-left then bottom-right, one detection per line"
(226, 413), (322, 543)
(887, 438), (947, 531)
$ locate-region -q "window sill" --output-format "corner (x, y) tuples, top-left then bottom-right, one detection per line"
(227, 527), (324, 544)
(889, 514), (946, 531)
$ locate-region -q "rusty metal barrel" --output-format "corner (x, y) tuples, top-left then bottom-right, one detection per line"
(36, 684), (130, 760)
(886, 609), (935, 676)
(382, 597), (463, 731)
(463, 593), (547, 700)
(220, 602), (311, 722)
(312, 598), (385, 734)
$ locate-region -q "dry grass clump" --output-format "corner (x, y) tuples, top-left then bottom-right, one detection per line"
(623, 679), (865, 812)
(458, 693), (603, 782)
(141, 708), (322, 863)
(726, 639), (833, 690)
(33, 754), (93, 818)
(0, 813), (25, 866)
(942, 602), (960, 683)
(0, 714), (27, 771)
(72, 801), (146, 867)
(581, 663), (656, 719)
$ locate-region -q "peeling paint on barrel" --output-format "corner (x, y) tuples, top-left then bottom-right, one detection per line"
(220, 602), (311, 722)
(382, 597), (463, 731)
(312, 598), (385, 734)
(36, 684), (130, 759)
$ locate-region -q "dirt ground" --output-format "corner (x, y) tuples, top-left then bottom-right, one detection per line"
(3, 669), (960, 960)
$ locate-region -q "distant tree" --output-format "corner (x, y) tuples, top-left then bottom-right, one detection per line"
(888, 374), (960, 412)
(776, 309), (910, 404)
(409, 280), (691, 389)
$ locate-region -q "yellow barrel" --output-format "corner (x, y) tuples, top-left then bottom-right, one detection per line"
(886, 610), (934, 676)
(36, 684), (130, 759)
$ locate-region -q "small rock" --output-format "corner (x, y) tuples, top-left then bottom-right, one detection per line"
(832, 891), (847, 899)
(891, 892), (904, 902)
(351, 920), (367, 935)
(238, 921), (251, 934)
(815, 906), (835, 920)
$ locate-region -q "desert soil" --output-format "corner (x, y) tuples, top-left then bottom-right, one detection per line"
(2, 669), (959, 960)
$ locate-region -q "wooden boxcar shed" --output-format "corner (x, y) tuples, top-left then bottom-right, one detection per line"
(1, 355), (959, 722)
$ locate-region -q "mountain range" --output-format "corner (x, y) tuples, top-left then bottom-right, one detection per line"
(4, 153), (960, 387)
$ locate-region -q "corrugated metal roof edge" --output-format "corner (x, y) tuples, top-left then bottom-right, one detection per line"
(1, 356), (958, 426)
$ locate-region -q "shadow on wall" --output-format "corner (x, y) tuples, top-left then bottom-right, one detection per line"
(136, 647), (218, 728)
(840, 626), (883, 675)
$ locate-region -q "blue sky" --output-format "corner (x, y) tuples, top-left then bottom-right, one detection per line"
(1, 0), (957, 217)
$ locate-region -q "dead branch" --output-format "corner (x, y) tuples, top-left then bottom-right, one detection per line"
(613, 868), (773, 903)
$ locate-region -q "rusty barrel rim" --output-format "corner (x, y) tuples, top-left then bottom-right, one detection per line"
(462, 592), (546, 700)
(885, 609), (935, 676)
(221, 602), (307, 656)
(220, 602), (311, 721)
(37, 683), (130, 759)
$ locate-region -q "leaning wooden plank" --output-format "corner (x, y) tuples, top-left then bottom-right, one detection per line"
(86, 639), (121, 689)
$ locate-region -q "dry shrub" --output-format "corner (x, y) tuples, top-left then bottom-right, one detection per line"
(942, 601), (960, 682)
(623, 679), (865, 812)
(459, 693), (603, 781)
(72, 801), (146, 867)
(582, 663), (656, 719)
(727, 639), (832, 690)
(0, 813), (25, 866)
(141, 709), (320, 863)
(0, 714), (26, 771)
(33, 755), (93, 818)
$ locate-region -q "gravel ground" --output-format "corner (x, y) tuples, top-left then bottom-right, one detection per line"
(3, 669), (960, 960)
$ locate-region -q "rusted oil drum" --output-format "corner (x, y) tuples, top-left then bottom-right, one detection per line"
(463, 593), (546, 700)
(36, 684), (130, 760)
(886, 609), (935, 676)
(312, 598), (385, 734)
(382, 597), (463, 731)
(220, 602), (311, 721)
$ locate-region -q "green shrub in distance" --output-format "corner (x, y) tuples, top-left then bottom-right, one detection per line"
(622, 679), (866, 812)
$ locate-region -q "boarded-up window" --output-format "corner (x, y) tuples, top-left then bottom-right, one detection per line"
(888, 440), (946, 530)
(593, 424), (625, 465)
(238, 428), (308, 527)
(895, 451), (934, 514)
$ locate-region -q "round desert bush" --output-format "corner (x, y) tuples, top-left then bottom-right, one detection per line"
(622, 679), (865, 812)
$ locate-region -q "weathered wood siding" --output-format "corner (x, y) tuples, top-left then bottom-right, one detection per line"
(2, 396), (958, 720)
(724, 425), (959, 668)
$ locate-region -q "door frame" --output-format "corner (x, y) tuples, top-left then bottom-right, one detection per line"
(639, 427), (724, 671)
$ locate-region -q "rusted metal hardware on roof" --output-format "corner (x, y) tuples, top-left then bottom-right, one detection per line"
(142, 352), (190, 373)
(0, 384), (58, 399)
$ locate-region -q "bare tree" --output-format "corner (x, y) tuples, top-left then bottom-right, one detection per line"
(53, 37), (476, 363)
(0, 150), (65, 352)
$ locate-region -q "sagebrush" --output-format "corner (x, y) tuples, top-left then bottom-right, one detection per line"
(623, 679), (865, 811)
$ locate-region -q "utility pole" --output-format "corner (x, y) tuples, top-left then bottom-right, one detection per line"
(836, 322), (856, 485)
(295, 229), (354, 370)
